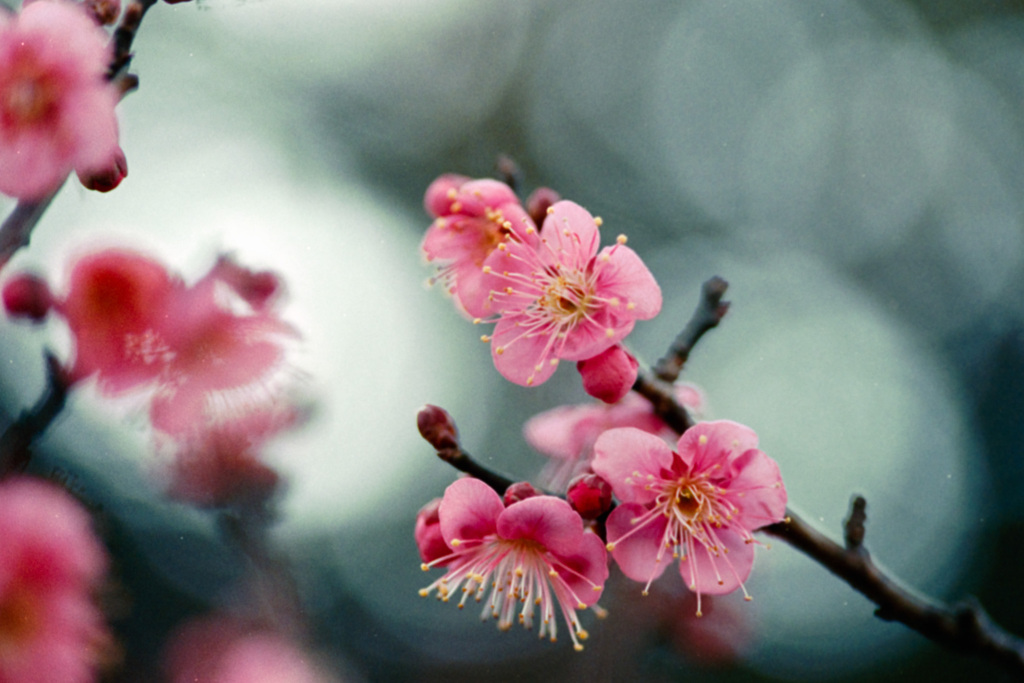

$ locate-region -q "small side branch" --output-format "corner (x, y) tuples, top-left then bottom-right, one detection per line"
(654, 276), (730, 383)
(763, 500), (1024, 677)
(0, 353), (72, 478)
(632, 368), (694, 434)
(417, 405), (515, 495)
(0, 194), (56, 273)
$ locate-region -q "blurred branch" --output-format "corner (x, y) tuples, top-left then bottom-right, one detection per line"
(654, 275), (730, 382)
(0, 352), (71, 478)
(107, 0), (160, 81)
(0, 194), (56, 273)
(764, 500), (1024, 677)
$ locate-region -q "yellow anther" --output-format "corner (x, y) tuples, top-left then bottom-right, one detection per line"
(616, 234), (627, 244)
(605, 328), (614, 338)
(421, 563), (430, 571)
(546, 206), (556, 215)
(451, 539), (461, 546)
(482, 265), (492, 273)
(481, 335), (491, 342)
(496, 346), (505, 355)
(418, 589), (430, 596)
(594, 216), (603, 226)
(606, 542), (616, 551)
(450, 202), (462, 212)
(699, 435), (708, 445)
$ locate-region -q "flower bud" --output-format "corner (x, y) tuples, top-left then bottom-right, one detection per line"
(417, 405), (459, 451)
(577, 345), (638, 404)
(503, 481), (540, 506)
(526, 186), (561, 226)
(2, 273), (53, 321)
(82, 0), (121, 24)
(76, 146), (127, 193)
(566, 473), (613, 520)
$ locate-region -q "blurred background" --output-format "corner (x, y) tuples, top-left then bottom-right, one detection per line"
(1, 0), (1023, 680)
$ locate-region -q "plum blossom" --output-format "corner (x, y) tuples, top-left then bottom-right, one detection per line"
(524, 383), (704, 491)
(421, 174), (537, 318)
(418, 477), (608, 650)
(51, 249), (297, 435)
(480, 200), (661, 386)
(0, 477), (110, 683)
(591, 421), (787, 615)
(0, 0), (121, 200)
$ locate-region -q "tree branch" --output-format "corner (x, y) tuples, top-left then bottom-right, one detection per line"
(654, 275), (730, 383)
(0, 352), (72, 478)
(763, 499), (1024, 677)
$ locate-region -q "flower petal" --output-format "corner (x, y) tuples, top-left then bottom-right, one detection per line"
(497, 495), (584, 556)
(594, 244), (662, 320)
(605, 503), (671, 584)
(681, 527), (755, 596)
(438, 477), (504, 546)
(677, 420), (759, 472)
(726, 448), (788, 530)
(592, 427), (674, 505)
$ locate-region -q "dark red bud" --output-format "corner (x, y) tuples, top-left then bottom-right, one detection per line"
(417, 405), (459, 451)
(76, 146), (128, 193)
(2, 273), (53, 322)
(526, 187), (561, 226)
(503, 481), (540, 506)
(566, 473), (613, 520)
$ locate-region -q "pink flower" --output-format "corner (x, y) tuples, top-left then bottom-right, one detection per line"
(421, 174), (537, 318)
(591, 421), (787, 614)
(524, 383), (705, 491)
(0, 477), (110, 683)
(481, 200), (661, 386)
(418, 477), (608, 650)
(53, 249), (297, 435)
(164, 616), (334, 683)
(0, 0), (120, 200)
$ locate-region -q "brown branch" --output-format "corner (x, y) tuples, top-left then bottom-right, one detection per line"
(0, 353), (72, 478)
(631, 368), (694, 434)
(763, 499), (1024, 677)
(106, 0), (160, 81)
(0, 194), (56, 273)
(417, 404), (515, 495)
(654, 275), (730, 382)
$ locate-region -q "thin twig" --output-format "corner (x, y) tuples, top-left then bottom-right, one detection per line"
(631, 367), (694, 434)
(654, 275), (730, 382)
(0, 194), (56, 272)
(0, 352), (72, 478)
(763, 500), (1024, 677)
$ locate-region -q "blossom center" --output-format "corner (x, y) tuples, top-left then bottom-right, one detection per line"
(1, 51), (59, 130)
(0, 585), (40, 650)
(539, 270), (593, 324)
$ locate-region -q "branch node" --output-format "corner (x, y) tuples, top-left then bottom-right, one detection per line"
(844, 494), (868, 552)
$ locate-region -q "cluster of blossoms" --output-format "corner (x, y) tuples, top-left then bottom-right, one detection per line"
(0, 477), (111, 683)
(3, 248), (300, 507)
(417, 173), (788, 650)
(422, 174), (662, 391)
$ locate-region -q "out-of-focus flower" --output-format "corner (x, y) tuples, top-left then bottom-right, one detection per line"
(0, 0), (120, 200)
(53, 249), (296, 431)
(418, 477), (608, 651)
(592, 421), (787, 614)
(576, 344), (638, 404)
(421, 174), (536, 318)
(164, 616), (334, 683)
(481, 200), (661, 386)
(524, 383), (704, 491)
(0, 477), (110, 683)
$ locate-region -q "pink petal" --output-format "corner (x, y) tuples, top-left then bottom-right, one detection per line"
(438, 477), (504, 545)
(576, 344), (638, 404)
(541, 201), (600, 269)
(605, 503), (671, 584)
(496, 495), (584, 556)
(594, 244), (662, 320)
(490, 316), (560, 386)
(552, 532), (609, 607)
(681, 527), (755, 596)
(726, 448), (788, 530)
(676, 420), (759, 472)
(523, 404), (599, 460)
(423, 174), (470, 216)
(555, 315), (632, 361)
(592, 427), (674, 505)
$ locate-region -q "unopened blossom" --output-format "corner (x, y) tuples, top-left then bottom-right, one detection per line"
(481, 200), (661, 386)
(421, 174), (537, 318)
(524, 383), (705, 491)
(0, 0), (120, 200)
(0, 477), (110, 683)
(592, 421), (787, 615)
(164, 616), (334, 683)
(576, 344), (639, 404)
(418, 477), (608, 651)
(2, 272), (52, 321)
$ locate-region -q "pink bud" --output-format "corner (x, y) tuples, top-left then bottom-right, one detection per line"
(503, 481), (540, 506)
(577, 345), (639, 403)
(417, 405), (459, 451)
(76, 146), (128, 193)
(566, 473), (613, 519)
(525, 186), (561, 226)
(2, 273), (53, 321)
(414, 497), (448, 564)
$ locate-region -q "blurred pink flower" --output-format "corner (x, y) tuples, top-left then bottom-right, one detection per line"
(482, 200), (661, 386)
(418, 477), (608, 650)
(592, 421), (787, 614)
(0, 477), (110, 683)
(524, 383), (704, 491)
(0, 0), (120, 200)
(164, 616), (334, 683)
(421, 174), (537, 318)
(54, 249), (297, 435)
